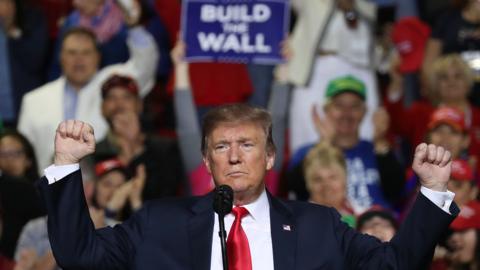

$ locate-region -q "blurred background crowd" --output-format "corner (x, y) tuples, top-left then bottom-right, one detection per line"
(1, 0), (480, 269)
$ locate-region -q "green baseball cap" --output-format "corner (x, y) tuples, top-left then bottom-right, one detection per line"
(325, 75), (366, 101)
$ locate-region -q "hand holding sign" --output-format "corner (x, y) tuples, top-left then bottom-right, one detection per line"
(171, 40), (191, 89)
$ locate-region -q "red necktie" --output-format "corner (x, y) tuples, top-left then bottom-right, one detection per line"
(227, 207), (252, 270)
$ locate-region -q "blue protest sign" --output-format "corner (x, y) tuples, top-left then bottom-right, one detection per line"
(181, 0), (290, 64)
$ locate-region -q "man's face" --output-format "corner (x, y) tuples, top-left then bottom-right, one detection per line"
(102, 86), (141, 122)
(428, 124), (468, 159)
(324, 93), (366, 138)
(203, 122), (275, 205)
(60, 34), (99, 88)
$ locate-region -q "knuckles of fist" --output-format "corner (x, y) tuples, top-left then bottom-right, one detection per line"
(56, 120), (94, 138)
(415, 143), (452, 166)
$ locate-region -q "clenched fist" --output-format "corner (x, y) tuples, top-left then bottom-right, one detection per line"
(54, 120), (95, 165)
(413, 143), (452, 192)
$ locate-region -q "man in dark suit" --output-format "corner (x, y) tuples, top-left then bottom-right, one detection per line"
(39, 105), (457, 270)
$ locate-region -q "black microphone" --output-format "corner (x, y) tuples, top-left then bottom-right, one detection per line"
(213, 185), (233, 270)
(214, 185), (233, 216)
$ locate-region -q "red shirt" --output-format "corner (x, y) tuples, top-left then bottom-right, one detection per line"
(0, 254), (15, 270)
(168, 63), (253, 106)
(154, 0), (181, 48)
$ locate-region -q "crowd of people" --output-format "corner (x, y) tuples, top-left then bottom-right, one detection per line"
(1, 0), (480, 269)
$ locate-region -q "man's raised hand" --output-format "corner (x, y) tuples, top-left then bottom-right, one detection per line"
(54, 120), (95, 165)
(413, 143), (452, 192)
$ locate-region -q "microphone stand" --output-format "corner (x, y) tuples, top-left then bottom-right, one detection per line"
(218, 213), (229, 270)
(213, 185), (233, 270)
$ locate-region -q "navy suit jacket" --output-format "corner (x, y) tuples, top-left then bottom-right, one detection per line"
(39, 170), (458, 270)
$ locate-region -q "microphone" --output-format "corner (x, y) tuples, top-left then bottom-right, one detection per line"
(213, 185), (233, 270)
(214, 185), (233, 216)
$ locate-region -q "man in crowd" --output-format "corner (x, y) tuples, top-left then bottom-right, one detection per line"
(40, 105), (456, 269)
(94, 74), (185, 200)
(17, 1), (158, 172)
(288, 76), (404, 213)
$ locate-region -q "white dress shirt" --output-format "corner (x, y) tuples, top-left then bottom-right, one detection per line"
(44, 164), (456, 269)
(210, 190), (274, 270)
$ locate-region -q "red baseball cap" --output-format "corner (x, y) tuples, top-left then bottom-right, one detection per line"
(391, 17), (430, 73)
(95, 158), (126, 178)
(451, 159), (474, 182)
(451, 200), (480, 230)
(428, 107), (466, 133)
(101, 74), (139, 99)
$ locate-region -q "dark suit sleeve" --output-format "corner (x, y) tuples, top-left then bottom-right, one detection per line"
(376, 150), (405, 204)
(37, 170), (148, 270)
(335, 193), (458, 269)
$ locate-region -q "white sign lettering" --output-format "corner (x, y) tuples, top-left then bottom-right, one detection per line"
(201, 4), (271, 23)
(198, 32), (271, 53)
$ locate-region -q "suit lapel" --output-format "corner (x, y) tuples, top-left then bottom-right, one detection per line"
(269, 193), (297, 270)
(188, 193), (215, 270)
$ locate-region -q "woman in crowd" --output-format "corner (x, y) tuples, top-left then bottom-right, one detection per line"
(0, 130), (38, 182)
(422, 0), (480, 106)
(303, 142), (355, 227)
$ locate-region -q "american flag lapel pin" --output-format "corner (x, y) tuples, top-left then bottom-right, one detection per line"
(282, 224), (291, 231)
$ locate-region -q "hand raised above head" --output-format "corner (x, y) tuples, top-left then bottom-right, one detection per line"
(171, 39), (191, 90)
(116, 0), (141, 27)
(413, 143), (452, 192)
(54, 120), (95, 165)
(312, 104), (335, 144)
(171, 39), (187, 67)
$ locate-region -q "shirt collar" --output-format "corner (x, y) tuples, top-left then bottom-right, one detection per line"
(64, 81), (77, 95)
(236, 189), (269, 223)
(64, 73), (97, 92)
